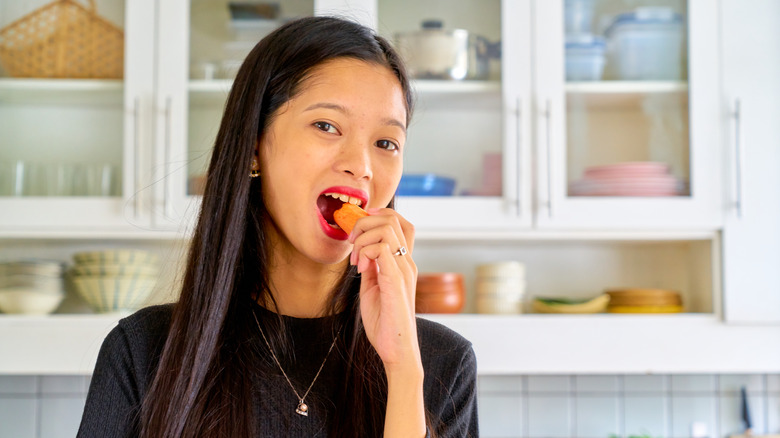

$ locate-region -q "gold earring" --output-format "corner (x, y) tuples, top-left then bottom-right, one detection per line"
(250, 158), (260, 178)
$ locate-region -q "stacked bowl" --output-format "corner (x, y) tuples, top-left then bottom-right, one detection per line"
(0, 260), (65, 314)
(415, 273), (465, 314)
(475, 262), (526, 314)
(69, 250), (159, 313)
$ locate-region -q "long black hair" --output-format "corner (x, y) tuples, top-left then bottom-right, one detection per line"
(138, 16), (415, 437)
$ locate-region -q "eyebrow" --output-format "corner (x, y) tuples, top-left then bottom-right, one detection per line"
(304, 102), (407, 133)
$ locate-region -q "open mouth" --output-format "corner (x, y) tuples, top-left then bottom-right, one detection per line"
(317, 192), (364, 228)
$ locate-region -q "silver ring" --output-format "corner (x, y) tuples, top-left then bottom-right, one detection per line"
(393, 246), (408, 257)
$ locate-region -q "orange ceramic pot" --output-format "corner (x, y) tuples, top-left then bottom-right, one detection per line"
(415, 273), (465, 313)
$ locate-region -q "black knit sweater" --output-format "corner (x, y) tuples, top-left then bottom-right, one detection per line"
(77, 303), (478, 437)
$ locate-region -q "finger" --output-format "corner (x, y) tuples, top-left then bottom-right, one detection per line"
(351, 223), (405, 267)
(353, 208), (415, 254)
(357, 242), (416, 312)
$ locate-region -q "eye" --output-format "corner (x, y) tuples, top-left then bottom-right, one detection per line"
(313, 121), (339, 134)
(376, 139), (399, 151)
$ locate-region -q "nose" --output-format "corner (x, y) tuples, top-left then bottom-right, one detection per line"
(336, 140), (372, 180)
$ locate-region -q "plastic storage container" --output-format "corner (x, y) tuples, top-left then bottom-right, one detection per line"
(565, 36), (606, 81)
(605, 7), (685, 80)
(564, 0), (595, 35)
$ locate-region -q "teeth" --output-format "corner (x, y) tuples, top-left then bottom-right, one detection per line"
(324, 192), (363, 207)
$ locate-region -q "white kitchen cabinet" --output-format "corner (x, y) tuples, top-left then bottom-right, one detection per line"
(0, 0), (158, 233)
(0, 0), (728, 235)
(720, 0), (780, 324)
(532, 0), (723, 230)
(1, 0), (779, 378)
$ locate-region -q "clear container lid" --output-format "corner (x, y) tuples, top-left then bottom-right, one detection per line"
(606, 7), (684, 35)
(565, 34), (606, 50)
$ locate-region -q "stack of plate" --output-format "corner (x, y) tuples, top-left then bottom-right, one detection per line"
(606, 288), (683, 313)
(569, 162), (687, 197)
(0, 260), (65, 314)
(69, 250), (159, 313)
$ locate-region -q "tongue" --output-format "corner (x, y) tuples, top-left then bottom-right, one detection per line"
(317, 195), (345, 226)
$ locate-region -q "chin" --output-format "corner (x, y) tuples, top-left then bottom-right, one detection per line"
(307, 246), (351, 267)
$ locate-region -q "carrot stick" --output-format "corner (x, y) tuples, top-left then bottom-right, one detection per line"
(333, 203), (368, 235)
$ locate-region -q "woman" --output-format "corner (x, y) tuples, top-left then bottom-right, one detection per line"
(78, 16), (477, 438)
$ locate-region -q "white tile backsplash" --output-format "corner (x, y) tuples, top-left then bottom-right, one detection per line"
(479, 375), (524, 394)
(527, 375), (571, 393)
(671, 374), (717, 393)
(575, 395), (619, 438)
(575, 375), (619, 393)
(624, 394), (668, 437)
(527, 395), (571, 438)
(38, 396), (86, 438)
(670, 395), (717, 438)
(0, 376), (37, 394)
(768, 375), (780, 393)
(479, 394), (523, 438)
(720, 374), (766, 395)
(769, 395), (780, 432)
(0, 397), (37, 438)
(39, 376), (86, 394)
(1, 374), (779, 438)
(624, 374), (667, 393)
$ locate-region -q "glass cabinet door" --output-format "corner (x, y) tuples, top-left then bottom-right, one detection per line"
(0, 0), (154, 230)
(158, 0), (322, 231)
(375, 0), (529, 231)
(160, 0), (525, 233)
(534, 0), (722, 230)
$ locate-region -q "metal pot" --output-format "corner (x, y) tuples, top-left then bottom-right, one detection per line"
(395, 20), (500, 81)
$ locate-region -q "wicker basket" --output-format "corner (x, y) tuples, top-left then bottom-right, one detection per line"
(0, 0), (124, 79)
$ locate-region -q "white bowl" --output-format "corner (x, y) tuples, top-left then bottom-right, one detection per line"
(72, 250), (159, 266)
(0, 290), (64, 315)
(0, 260), (65, 277)
(71, 275), (157, 313)
(0, 274), (65, 293)
(69, 263), (159, 277)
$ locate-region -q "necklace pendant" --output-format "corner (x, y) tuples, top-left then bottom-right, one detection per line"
(296, 401), (309, 417)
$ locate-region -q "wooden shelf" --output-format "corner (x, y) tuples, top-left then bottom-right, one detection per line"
(0, 79), (123, 105)
(3, 312), (779, 375)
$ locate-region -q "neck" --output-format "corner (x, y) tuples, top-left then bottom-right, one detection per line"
(262, 251), (348, 320)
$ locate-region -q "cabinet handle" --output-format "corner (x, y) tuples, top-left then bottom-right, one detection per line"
(133, 97), (141, 221)
(163, 96), (172, 219)
(515, 97), (523, 217)
(543, 99), (553, 218)
(732, 99), (743, 218)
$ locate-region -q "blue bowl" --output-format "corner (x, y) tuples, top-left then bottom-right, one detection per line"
(396, 174), (456, 196)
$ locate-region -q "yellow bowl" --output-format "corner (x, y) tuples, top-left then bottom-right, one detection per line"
(71, 275), (157, 313)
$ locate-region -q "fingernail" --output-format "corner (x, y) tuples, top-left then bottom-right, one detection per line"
(367, 207), (381, 214)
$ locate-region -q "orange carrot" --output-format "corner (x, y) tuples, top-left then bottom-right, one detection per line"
(333, 203), (368, 235)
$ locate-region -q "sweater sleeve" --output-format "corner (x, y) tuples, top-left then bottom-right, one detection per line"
(76, 323), (143, 438)
(434, 343), (479, 437)
(418, 319), (479, 438)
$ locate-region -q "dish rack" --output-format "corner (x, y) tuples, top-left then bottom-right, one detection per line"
(0, 0), (124, 79)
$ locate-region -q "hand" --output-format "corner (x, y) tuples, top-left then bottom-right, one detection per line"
(348, 207), (421, 371)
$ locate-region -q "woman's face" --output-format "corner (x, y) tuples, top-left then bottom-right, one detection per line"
(258, 58), (407, 265)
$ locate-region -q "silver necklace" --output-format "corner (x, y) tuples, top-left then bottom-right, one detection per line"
(251, 309), (339, 417)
